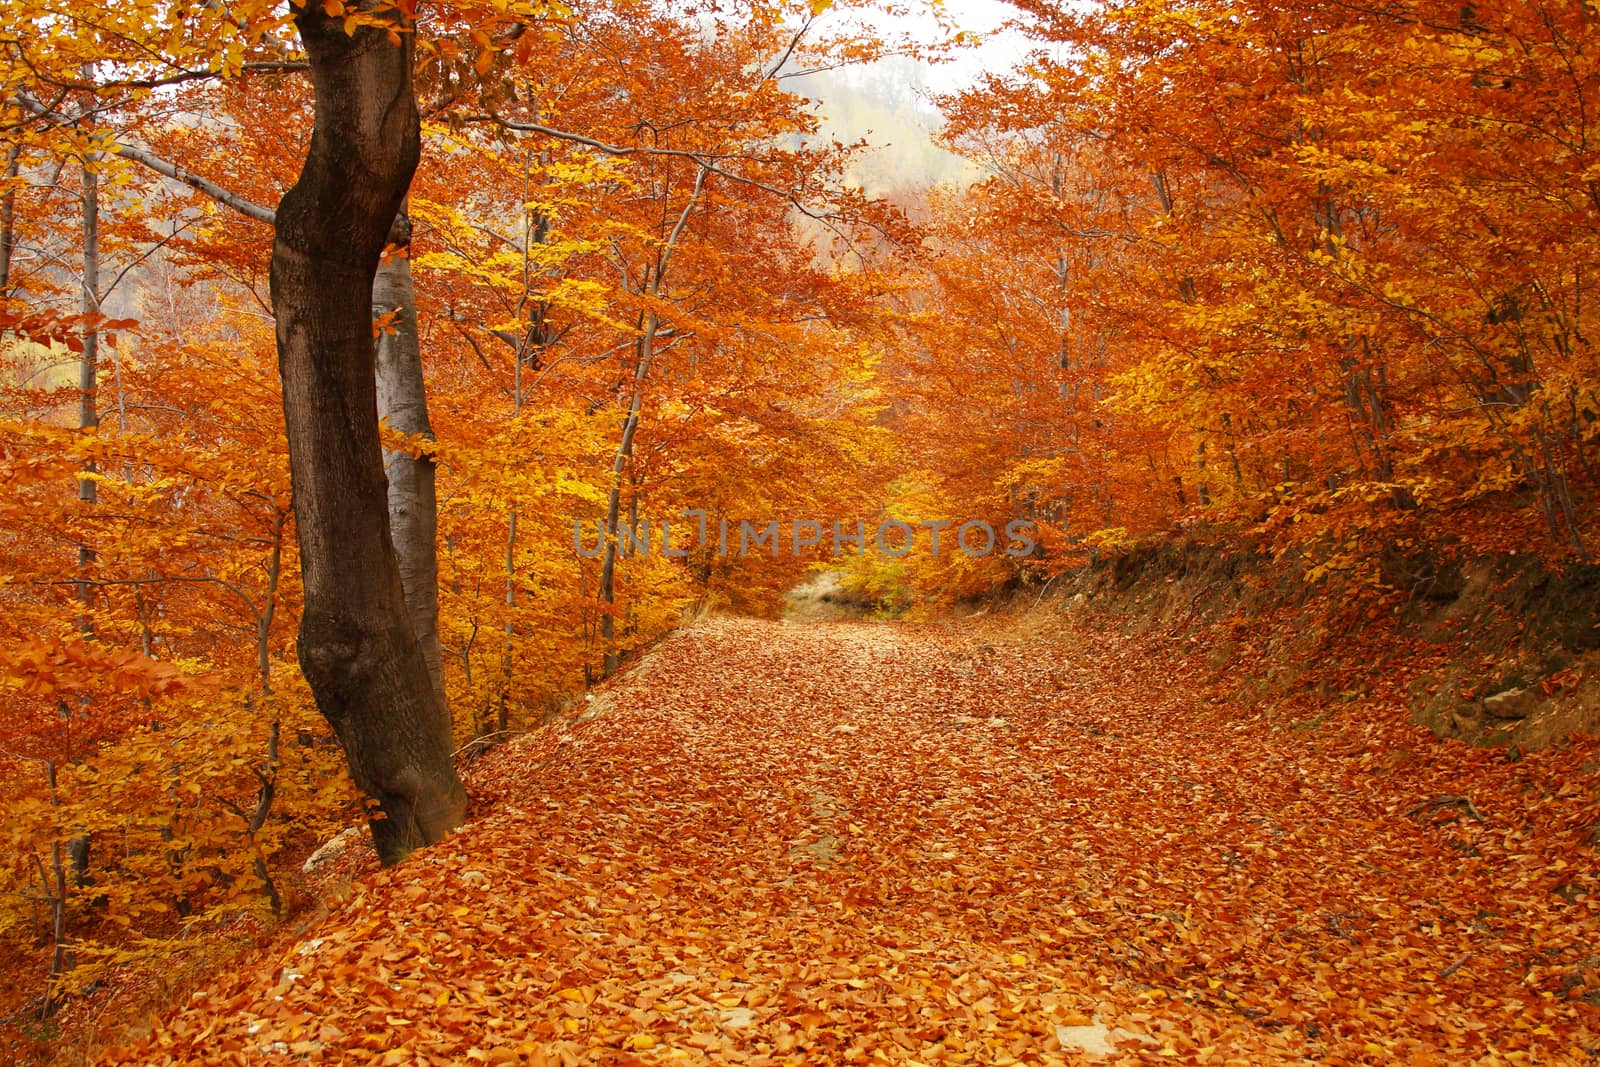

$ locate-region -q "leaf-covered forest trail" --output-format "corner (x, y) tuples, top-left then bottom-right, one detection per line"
(115, 618), (1600, 1065)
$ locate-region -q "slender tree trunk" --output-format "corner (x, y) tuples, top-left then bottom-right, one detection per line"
(0, 143), (20, 295)
(500, 329), (523, 731)
(66, 162), (100, 887)
(257, 509), (286, 688)
(373, 208), (447, 713)
(598, 312), (655, 677)
(77, 160), (99, 634)
(40, 759), (69, 1019)
(597, 166), (708, 675)
(271, 1), (465, 865)
(499, 510), (516, 732)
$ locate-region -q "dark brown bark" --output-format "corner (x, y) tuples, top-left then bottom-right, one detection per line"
(271, 2), (465, 865)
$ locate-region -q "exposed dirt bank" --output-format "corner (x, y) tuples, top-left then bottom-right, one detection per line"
(1038, 537), (1600, 751)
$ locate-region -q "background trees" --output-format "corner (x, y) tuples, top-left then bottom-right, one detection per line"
(880, 0), (1599, 605)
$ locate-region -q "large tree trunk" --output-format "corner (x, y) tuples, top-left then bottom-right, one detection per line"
(271, 1), (466, 864)
(373, 209), (447, 713)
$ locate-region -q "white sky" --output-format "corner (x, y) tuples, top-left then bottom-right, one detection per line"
(926, 0), (1032, 87)
(828, 0), (1034, 91)
(779, 0), (1040, 190)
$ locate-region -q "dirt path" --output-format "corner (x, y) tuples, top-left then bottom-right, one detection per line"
(113, 618), (1600, 1064)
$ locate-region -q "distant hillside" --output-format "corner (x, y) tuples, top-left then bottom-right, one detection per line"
(795, 55), (979, 196)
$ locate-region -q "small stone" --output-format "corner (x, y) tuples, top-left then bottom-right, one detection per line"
(1482, 687), (1541, 720)
(301, 825), (365, 873)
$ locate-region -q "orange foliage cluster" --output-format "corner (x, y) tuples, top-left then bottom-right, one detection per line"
(880, 0), (1599, 601)
(0, 166), (353, 1018)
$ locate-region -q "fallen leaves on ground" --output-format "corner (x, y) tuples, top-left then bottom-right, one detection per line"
(104, 618), (1600, 1064)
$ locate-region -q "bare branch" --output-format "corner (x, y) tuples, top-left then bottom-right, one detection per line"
(13, 90), (276, 225)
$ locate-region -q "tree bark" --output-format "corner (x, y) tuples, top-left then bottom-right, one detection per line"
(597, 165), (707, 676)
(0, 143), (20, 294)
(69, 159), (100, 885)
(271, 1), (465, 865)
(373, 208), (447, 713)
(597, 311), (654, 677)
(77, 159), (98, 634)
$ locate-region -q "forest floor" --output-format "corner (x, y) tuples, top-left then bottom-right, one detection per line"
(104, 616), (1600, 1065)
